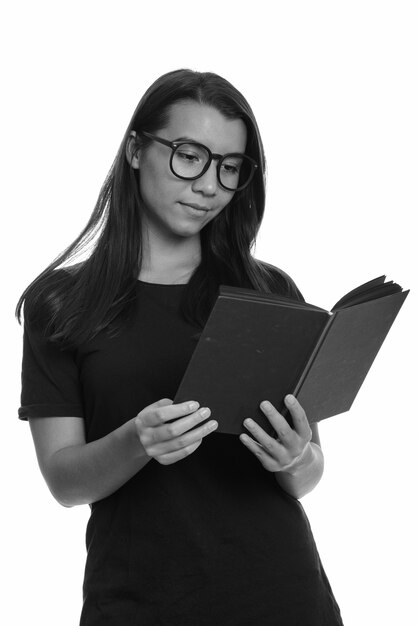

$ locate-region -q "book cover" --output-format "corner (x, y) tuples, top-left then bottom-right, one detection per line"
(174, 278), (408, 435)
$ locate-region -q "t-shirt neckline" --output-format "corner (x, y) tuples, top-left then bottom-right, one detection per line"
(137, 279), (188, 287)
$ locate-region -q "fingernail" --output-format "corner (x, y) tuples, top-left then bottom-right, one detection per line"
(285, 395), (295, 405)
(188, 401), (199, 411)
(208, 420), (218, 431)
(200, 407), (210, 418)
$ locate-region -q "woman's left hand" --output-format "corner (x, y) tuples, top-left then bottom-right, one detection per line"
(240, 394), (313, 473)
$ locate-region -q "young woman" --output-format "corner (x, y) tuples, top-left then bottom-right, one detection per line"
(17, 69), (344, 625)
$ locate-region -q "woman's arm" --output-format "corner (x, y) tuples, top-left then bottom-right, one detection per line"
(30, 399), (218, 507)
(240, 395), (324, 499)
(30, 414), (149, 507)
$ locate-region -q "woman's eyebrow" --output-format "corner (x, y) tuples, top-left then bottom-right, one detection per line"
(173, 136), (196, 142)
(173, 136), (245, 155)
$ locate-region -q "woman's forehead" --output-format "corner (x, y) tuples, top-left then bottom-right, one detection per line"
(163, 101), (247, 154)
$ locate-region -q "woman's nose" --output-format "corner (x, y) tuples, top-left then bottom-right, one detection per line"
(191, 161), (219, 196)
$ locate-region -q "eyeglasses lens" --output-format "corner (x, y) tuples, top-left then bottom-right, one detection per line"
(172, 144), (209, 179)
(219, 155), (251, 191)
(172, 143), (253, 191)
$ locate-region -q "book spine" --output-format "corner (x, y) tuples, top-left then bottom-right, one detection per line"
(291, 313), (336, 398)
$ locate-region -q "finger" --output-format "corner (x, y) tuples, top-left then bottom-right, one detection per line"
(239, 433), (279, 472)
(147, 419), (218, 456)
(243, 416), (282, 457)
(156, 440), (203, 465)
(152, 398), (174, 408)
(284, 395), (312, 441)
(138, 399), (200, 428)
(136, 398), (173, 427)
(259, 401), (296, 446)
(151, 407), (212, 444)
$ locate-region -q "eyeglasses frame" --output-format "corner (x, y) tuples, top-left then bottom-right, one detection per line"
(138, 130), (258, 192)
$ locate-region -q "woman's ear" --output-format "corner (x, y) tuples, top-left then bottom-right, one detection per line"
(126, 131), (141, 169)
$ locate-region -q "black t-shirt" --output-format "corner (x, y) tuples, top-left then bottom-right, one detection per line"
(19, 279), (343, 625)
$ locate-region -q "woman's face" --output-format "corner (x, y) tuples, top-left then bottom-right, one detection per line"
(130, 101), (247, 242)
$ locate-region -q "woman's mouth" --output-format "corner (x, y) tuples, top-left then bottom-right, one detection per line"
(180, 202), (210, 212)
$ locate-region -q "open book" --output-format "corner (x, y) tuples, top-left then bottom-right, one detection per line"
(174, 276), (409, 435)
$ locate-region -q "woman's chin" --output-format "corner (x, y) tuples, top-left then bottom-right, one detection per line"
(167, 218), (210, 240)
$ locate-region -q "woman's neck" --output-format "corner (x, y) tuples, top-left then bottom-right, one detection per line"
(139, 230), (201, 285)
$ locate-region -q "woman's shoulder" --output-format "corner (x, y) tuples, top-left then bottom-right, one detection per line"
(256, 260), (305, 301)
(23, 265), (80, 329)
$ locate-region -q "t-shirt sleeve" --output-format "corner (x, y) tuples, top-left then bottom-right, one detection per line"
(18, 318), (84, 421)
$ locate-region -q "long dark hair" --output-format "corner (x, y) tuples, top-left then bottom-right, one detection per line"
(16, 69), (300, 347)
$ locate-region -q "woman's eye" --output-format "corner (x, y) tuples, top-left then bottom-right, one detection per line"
(177, 151), (201, 163)
(221, 162), (240, 175)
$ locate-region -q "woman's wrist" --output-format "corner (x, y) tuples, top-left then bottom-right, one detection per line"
(274, 442), (324, 499)
(124, 416), (148, 459)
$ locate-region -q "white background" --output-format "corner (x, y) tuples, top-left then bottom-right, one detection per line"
(2, 1), (417, 624)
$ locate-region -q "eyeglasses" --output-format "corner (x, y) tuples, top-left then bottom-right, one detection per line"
(139, 131), (258, 192)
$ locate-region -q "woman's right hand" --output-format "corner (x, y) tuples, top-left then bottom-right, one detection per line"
(134, 399), (218, 465)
